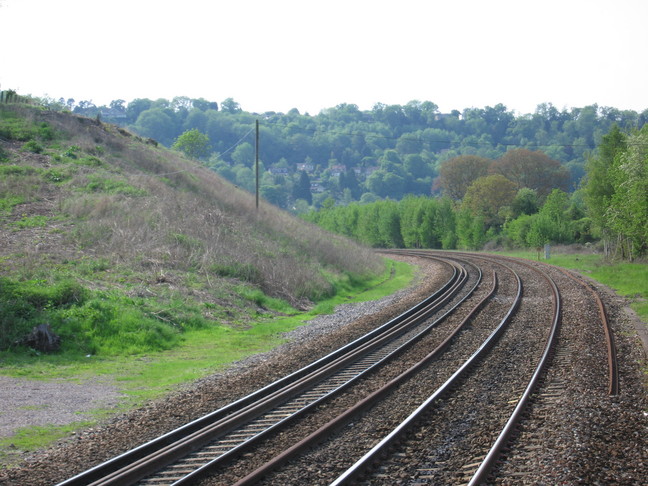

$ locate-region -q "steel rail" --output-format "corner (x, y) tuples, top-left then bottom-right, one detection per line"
(551, 265), (618, 395)
(233, 269), (499, 486)
(467, 257), (561, 485)
(329, 256), (523, 485)
(57, 255), (476, 486)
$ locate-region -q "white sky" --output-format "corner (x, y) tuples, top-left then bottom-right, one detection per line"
(1, 0), (647, 116)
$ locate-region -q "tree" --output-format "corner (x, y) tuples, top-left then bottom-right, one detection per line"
(536, 189), (573, 244)
(606, 127), (648, 258)
(490, 148), (570, 198)
(339, 169), (362, 200)
(404, 154), (431, 180)
(172, 129), (211, 159)
(462, 174), (517, 227)
(221, 98), (242, 114)
(584, 124), (626, 240)
(293, 170), (312, 205)
(126, 98), (152, 123)
(133, 108), (176, 145)
(438, 155), (491, 200)
(231, 142), (255, 167)
(510, 188), (539, 218)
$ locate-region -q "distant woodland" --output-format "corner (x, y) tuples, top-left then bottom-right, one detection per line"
(40, 95), (648, 257)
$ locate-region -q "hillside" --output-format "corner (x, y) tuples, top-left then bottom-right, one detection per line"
(0, 104), (383, 355)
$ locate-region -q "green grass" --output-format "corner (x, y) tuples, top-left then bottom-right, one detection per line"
(9, 215), (48, 229)
(499, 249), (648, 323)
(0, 421), (94, 466)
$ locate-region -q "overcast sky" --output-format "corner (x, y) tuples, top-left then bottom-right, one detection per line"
(1, 0), (647, 116)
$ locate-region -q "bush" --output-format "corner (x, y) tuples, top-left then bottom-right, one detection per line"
(21, 140), (44, 154)
(0, 278), (89, 350)
(55, 297), (181, 355)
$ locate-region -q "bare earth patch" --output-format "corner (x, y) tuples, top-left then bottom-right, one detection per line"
(0, 376), (124, 438)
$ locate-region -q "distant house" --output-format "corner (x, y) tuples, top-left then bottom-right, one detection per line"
(329, 164), (347, 177)
(310, 181), (325, 193)
(100, 109), (127, 120)
(363, 166), (379, 177)
(269, 166), (289, 175)
(435, 112), (461, 121)
(297, 163), (315, 173)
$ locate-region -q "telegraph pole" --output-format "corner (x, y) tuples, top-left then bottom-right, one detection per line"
(255, 119), (259, 210)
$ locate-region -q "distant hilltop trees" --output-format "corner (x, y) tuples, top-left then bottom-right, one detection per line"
(10, 92), (648, 210)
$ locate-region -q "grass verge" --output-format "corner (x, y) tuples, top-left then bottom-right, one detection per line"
(0, 422), (94, 466)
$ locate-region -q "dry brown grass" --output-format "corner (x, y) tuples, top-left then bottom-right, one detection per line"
(1, 105), (383, 305)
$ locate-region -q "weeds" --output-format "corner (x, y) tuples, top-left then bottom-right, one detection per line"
(10, 215), (48, 229)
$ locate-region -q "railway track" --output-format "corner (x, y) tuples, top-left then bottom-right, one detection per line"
(53, 251), (622, 486)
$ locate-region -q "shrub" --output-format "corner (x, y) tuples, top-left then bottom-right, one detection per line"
(81, 175), (147, 196)
(0, 196), (25, 216)
(0, 165), (38, 176)
(21, 140), (44, 153)
(55, 297), (181, 355)
(0, 278), (89, 350)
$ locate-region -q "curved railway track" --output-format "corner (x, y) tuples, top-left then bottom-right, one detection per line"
(50, 251), (624, 486)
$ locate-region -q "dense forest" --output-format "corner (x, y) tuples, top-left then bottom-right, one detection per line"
(41, 95), (647, 211)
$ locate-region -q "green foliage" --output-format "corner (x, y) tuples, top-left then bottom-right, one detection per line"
(0, 421), (95, 458)
(584, 124), (648, 258)
(606, 127), (648, 257)
(58, 96), (647, 207)
(0, 278), (89, 349)
(210, 261), (261, 283)
(172, 129), (211, 159)
(0, 108), (55, 142)
(21, 140), (44, 154)
(304, 196), (465, 250)
(0, 195), (25, 216)
(81, 175), (147, 196)
(43, 167), (74, 183)
(55, 297), (183, 355)
(10, 215), (48, 229)
(584, 124), (626, 234)
(503, 189), (576, 248)
(0, 164), (39, 177)
(0, 276), (202, 355)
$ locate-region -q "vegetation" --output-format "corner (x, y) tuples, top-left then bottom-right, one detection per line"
(26, 95), (647, 211)
(0, 103), (388, 362)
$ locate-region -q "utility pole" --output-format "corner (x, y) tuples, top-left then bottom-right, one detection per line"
(255, 119), (259, 210)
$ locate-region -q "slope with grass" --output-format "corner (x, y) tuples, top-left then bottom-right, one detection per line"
(0, 103), (388, 363)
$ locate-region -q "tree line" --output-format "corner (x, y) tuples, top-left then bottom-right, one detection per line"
(303, 123), (648, 259)
(42, 95), (646, 210)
